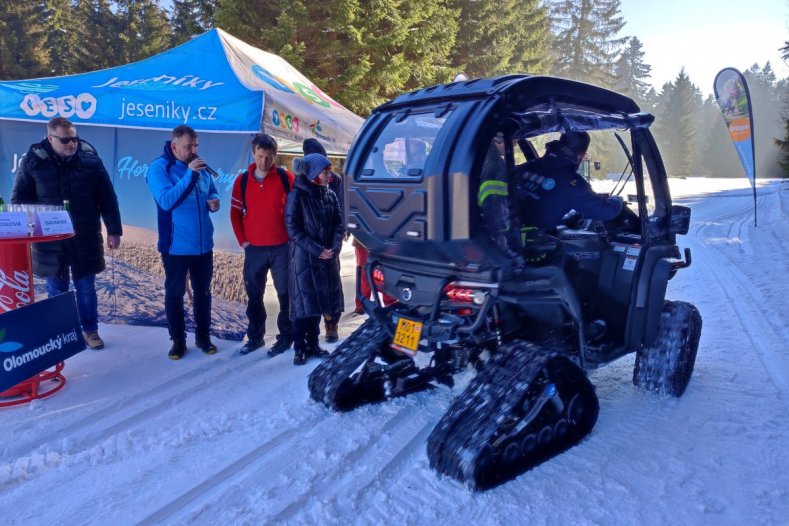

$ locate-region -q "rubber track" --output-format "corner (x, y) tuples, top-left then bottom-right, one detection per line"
(308, 318), (389, 410)
(427, 340), (598, 490)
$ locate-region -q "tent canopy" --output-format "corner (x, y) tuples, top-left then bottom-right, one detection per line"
(0, 28), (363, 155)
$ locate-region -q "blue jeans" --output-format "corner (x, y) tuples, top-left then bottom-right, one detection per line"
(47, 272), (98, 332)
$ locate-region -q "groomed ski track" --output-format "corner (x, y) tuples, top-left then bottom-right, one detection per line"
(1, 179), (787, 525)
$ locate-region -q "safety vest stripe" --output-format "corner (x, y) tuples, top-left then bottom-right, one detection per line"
(477, 180), (509, 206)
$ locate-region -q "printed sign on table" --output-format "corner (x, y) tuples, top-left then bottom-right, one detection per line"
(33, 210), (73, 236)
(0, 212), (28, 237)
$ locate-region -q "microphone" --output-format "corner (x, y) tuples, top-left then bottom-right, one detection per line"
(186, 153), (219, 178)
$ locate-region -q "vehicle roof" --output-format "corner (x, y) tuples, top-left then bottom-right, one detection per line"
(378, 74), (641, 115)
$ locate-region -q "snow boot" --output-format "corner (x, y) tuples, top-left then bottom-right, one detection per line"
(268, 336), (293, 357)
(195, 335), (218, 355)
(309, 346), (330, 358)
(83, 331), (105, 350)
(294, 349), (308, 366)
(324, 323), (339, 343)
(168, 339), (187, 360)
(240, 338), (264, 355)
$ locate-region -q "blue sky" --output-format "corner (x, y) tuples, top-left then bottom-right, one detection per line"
(619, 0), (788, 95)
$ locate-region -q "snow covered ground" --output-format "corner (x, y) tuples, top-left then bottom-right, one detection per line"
(1, 178), (788, 525)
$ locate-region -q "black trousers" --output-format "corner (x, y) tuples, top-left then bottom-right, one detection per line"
(243, 243), (291, 343)
(162, 251), (213, 341)
(293, 316), (321, 353)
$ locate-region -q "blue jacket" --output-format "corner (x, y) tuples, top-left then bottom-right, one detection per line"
(516, 151), (622, 230)
(147, 141), (219, 255)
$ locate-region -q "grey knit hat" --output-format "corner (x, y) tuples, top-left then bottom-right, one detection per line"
(301, 153), (332, 181)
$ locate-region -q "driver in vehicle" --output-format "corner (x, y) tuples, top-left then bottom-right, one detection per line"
(516, 131), (627, 232)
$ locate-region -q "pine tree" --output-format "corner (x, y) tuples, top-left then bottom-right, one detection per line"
(215, 0), (281, 49)
(43, 1), (81, 76)
(171, 0), (216, 46)
(695, 95), (741, 177)
(260, 0), (309, 69)
(263, 0), (460, 116)
(0, 0), (49, 79)
(776, 117), (789, 176)
(449, 0), (550, 79)
(613, 36), (651, 104)
(653, 69), (702, 177)
(742, 62), (787, 178)
(70, 0), (122, 73)
(114, 0), (172, 64)
(777, 42), (789, 176)
(550, 0), (627, 88)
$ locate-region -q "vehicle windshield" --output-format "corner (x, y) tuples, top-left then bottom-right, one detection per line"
(361, 110), (452, 179)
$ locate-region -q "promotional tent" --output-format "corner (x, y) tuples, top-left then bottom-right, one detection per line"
(0, 28), (364, 249)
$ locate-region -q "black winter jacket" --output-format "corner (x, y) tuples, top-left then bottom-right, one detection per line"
(515, 151), (623, 231)
(285, 174), (344, 319)
(11, 139), (122, 279)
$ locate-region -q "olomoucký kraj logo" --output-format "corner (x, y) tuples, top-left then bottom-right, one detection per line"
(0, 328), (23, 353)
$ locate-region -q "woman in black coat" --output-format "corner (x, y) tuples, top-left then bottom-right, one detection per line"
(285, 153), (344, 365)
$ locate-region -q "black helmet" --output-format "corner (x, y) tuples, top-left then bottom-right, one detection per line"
(560, 131), (590, 155)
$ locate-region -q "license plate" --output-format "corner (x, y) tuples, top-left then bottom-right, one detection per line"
(391, 317), (423, 355)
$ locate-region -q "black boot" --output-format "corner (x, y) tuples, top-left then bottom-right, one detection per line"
(168, 338), (187, 360)
(268, 335), (293, 357)
(240, 338), (264, 355)
(195, 334), (218, 355)
(293, 348), (308, 365)
(309, 345), (330, 358)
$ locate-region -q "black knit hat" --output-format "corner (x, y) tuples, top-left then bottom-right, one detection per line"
(303, 138), (327, 157)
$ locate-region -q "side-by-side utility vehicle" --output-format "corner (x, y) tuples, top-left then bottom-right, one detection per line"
(308, 75), (702, 489)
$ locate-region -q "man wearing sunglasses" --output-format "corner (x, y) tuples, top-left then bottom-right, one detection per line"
(11, 117), (123, 350)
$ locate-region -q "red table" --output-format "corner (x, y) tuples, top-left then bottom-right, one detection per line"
(0, 232), (74, 407)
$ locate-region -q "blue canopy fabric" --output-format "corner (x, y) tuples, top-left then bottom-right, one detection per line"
(0, 28), (363, 154)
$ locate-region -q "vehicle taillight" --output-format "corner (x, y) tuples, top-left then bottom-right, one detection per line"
(443, 284), (487, 305)
(372, 268), (385, 287)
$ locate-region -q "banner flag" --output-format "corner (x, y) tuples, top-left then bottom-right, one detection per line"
(713, 67), (758, 225)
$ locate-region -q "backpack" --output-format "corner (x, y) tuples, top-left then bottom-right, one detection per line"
(239, 167), (290, 214)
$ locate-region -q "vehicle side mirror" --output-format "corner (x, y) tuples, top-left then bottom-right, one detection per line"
(669, 205), (691, 235)
(593, 161), (601, 171)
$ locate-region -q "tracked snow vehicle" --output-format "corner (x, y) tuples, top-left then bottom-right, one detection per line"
(308, 75), (701, 489)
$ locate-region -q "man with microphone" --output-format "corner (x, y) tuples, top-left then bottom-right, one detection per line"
(147, 125), (220, 360)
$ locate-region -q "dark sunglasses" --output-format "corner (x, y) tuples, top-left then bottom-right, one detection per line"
(51, 135), (80, 145)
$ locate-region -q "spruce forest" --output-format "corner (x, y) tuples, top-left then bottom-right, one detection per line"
(1, 0), (786, 177)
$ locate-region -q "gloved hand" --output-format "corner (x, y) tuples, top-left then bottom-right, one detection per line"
(511, 254), (525, 275)
(561, 209), (583, 228)
(620, 202), (639, 229)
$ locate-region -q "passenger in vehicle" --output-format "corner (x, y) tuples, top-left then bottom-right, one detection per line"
(477, 132), (525, 274)
(398, 138), (428, 176)
(516, 131), (625, 232)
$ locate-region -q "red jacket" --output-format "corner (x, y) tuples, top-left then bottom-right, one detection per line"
(230, 163), (295, 246)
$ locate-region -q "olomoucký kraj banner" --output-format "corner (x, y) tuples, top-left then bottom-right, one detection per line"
(713, 67), (758, 226)
(0, 292), (86, 392)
